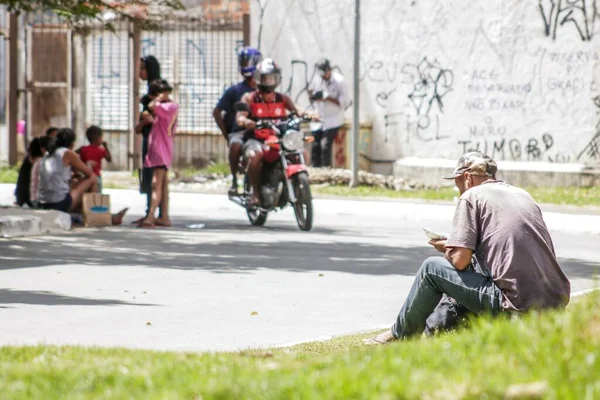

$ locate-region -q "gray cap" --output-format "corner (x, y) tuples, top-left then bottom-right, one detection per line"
(443, 151), (498, 180)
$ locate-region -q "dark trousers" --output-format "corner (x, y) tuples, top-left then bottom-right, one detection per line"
(140, 134), (162, 218)
(311, 127), (339, 167)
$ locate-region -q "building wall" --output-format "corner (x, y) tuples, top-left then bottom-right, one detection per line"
(251, 0), (600, 166)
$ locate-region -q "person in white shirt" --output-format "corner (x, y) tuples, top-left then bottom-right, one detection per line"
(308, 59), (350, 167)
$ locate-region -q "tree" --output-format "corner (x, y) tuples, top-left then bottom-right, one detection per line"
(1, 0), (185, 26)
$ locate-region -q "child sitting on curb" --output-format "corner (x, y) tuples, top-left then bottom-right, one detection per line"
(78, 125), (112, 193)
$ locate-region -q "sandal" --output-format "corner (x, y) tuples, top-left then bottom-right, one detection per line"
(138, 220), (155, 229)
(155, 218), (172, 227)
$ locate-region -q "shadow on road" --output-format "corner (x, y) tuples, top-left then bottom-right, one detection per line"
(1, 223), (598, 281)
(0, 289), (156, 307)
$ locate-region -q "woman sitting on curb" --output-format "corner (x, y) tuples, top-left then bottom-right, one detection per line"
(37, 128), (127, 225)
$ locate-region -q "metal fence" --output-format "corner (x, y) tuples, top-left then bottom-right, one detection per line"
(0, 7), (7, 164)
(3, 10), (245, 169)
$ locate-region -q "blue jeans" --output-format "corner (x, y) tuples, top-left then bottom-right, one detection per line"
(393, 256), (503, 339)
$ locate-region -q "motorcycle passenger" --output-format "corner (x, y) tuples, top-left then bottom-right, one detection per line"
(236, 58), (318, 207)
(213, 47), (262, 196)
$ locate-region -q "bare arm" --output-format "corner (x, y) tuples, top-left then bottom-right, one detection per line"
(64, 149), (96, 178)
(102, 142), (112, 163)
(430, 239), (473, 270)
(213, 107), (228, 138)
(283, 94), (319, 120)
(445, 247), (473, 270)
(235, 93), (256, 130)
(283, 94), (306, 115)
(136, 112), (154, 134)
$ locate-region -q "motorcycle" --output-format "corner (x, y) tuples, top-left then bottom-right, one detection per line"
(228, 112), (315, 232)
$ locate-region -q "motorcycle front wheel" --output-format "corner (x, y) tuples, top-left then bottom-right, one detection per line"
(292, 172), (313, 231)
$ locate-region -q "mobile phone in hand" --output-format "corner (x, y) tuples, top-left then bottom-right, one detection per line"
(423, 228), (447, 241)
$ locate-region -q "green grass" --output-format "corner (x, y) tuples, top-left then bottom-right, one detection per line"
(314, 184), (600, 208)
(314, 185), (458, 201)
(2, 164), (599, 208)
(177, 162), (230, 179)
(0, 165), (19, 184)
(1, 292), (599, 399)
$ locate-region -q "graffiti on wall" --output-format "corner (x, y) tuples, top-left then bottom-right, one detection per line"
(255, 0), (600, 163)
(539, 0), (600, 41)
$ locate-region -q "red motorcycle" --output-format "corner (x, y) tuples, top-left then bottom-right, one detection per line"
(229, 114), (315, 231)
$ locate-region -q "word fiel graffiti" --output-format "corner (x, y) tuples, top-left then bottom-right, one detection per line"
(457, 133), (570, 162)
(382, 111), (450, 144)
(539, 0), (600, 41)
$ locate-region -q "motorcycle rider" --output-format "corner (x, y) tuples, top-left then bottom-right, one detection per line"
(213, 47), (262, 196)
(236, 58), (318, 207)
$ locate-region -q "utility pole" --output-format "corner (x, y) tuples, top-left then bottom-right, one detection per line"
(350, 0), (360, 187)
(7, 13), (18, 166)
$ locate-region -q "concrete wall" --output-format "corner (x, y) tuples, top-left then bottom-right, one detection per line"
(251, 0), (600, 168)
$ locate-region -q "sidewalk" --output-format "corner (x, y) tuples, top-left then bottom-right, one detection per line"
(0, 206), (71, 238)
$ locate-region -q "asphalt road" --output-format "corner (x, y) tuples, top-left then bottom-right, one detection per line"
(1, 186), (599, 351)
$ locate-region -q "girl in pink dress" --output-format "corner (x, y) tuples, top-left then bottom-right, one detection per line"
(140, 80), (179, 228)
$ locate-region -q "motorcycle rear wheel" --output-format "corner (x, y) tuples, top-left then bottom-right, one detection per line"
(292, 172), (313, 232)
(244, 175), (268, 226)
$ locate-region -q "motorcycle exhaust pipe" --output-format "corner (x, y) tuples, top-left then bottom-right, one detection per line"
(228, 195), (245, 208)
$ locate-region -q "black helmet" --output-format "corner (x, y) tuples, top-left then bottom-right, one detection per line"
(254, 58), (281, 93)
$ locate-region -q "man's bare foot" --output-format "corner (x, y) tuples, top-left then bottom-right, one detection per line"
(155, 217), (172, 227)
(362, 329), (397, 345)
(111, 208), (129, 226)
(131, 217), (144, 225)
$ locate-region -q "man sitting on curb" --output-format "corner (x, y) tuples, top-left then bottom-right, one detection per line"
(364, 151), (571, 344)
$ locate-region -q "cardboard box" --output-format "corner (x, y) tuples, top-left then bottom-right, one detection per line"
(82, 193), (111, 227)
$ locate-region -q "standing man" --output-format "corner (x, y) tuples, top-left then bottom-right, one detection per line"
(213, 47), (262, 196)
(308, 58), (350, 168)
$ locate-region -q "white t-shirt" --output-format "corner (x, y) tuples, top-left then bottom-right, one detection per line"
(309, 72), (350, 130)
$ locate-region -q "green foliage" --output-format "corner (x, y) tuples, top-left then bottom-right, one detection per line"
(2, 0), (184, 30)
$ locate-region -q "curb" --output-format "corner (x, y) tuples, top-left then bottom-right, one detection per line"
(0, 208), (72, 239)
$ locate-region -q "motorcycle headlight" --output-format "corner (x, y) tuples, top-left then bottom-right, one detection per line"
(281, 130), (304, 151)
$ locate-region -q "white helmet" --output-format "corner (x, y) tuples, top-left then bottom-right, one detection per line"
(254, 58), (281, 93)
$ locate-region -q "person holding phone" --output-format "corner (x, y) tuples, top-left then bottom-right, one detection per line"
(364, 151), (571, 344)
(307, 58), (350, 167)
